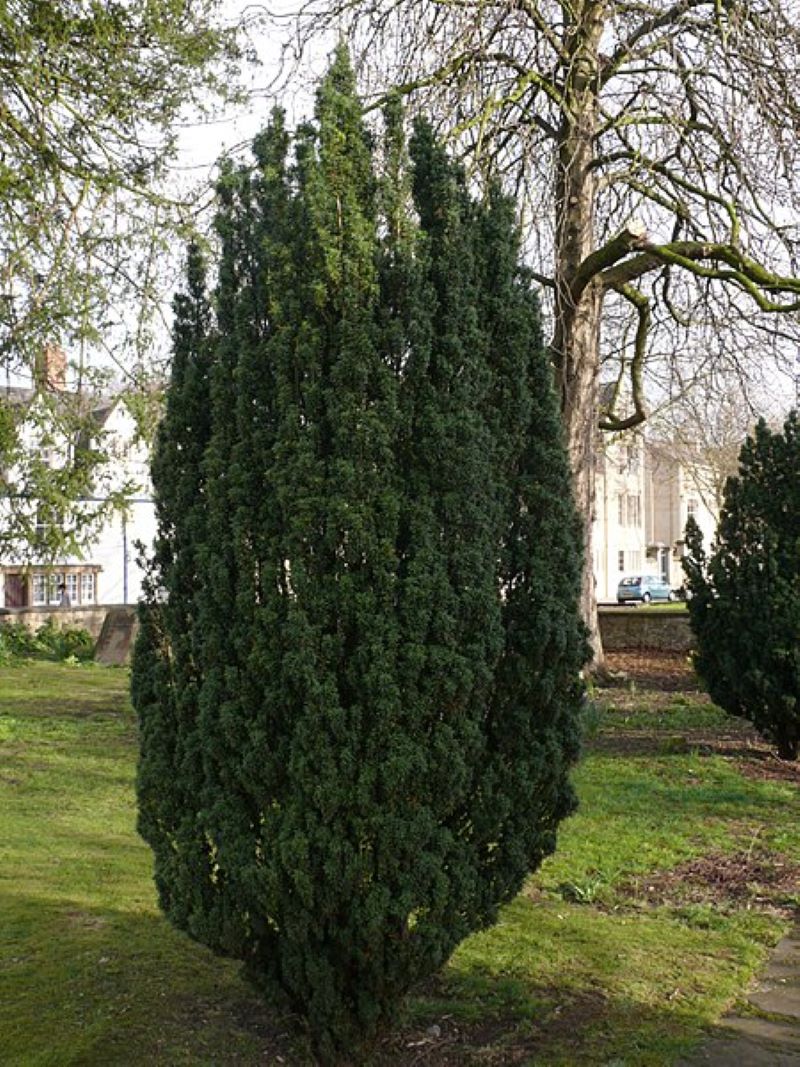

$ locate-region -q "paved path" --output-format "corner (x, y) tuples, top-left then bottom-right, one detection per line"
(681, 928), (800, 1065)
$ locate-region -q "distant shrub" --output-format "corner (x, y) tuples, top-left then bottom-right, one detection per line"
(683, 413), (799, 760)
(0, 620), (95, 663)
(45, 622), (95, 661)
(0, 622), (37, 662)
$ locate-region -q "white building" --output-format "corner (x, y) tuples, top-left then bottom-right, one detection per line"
(593, 431), (648, 601)
(593, 429), (720, 602)
(0, 347), (156, 609)
(644, 440), (718, 590)
(1, 353), (720, 611)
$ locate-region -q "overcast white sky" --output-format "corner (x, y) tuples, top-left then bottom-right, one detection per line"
(37, 0), (796, 413)
(176, 1), (329, 178)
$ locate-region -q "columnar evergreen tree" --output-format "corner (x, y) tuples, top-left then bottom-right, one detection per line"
(683, 413), (800, 761)
(133, 47), (586, 1061)
(131, 241), (220, 935)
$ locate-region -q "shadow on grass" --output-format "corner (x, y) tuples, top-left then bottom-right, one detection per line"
(387, 977), (706, 1065)
(0, 885), (719, 1067)
(0, 693), (134, 719)
(583, 748), (799, 799)
(0, 888), (311, 1066)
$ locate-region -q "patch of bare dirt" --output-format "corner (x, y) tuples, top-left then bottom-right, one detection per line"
(64, 909), (108, 930)
(619, 850), (800, 913)
(589, 725), (767, 762)
(163, 990), (302, 1063)
(722, 745), (800, 785)
(604, 649), (700, 692)
(591, 725), (800, 782)
(595, 650), (800, 781)
(378, 990), (606, 1065)
(379, 1015), (536, 1065)
(525, 989), (607, 1051)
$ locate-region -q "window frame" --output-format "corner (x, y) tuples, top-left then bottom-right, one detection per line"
(80, 572), (96, 604)
(64, 573), (79, 603)
(48, 573), (64, 605)
(32, 574), (48, 606)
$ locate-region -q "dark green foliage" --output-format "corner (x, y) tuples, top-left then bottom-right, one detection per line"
(131, 240), (222, 942)
(132, 47), (586, 1062)
(683, 412), (800, 760)
(0, 620), (94, 663)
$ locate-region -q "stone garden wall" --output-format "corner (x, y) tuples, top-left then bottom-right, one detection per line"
(0, 605), (113, 639)
(1, 603), (693, 655)
(598, 607), (693, 652)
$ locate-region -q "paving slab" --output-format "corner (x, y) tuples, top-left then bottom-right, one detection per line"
(749, 933), (800, 1021)
(680, 929), (800, 1066)
(750, 978), (800, 1021)
(773, 939), (800, 968)
(684, 1032), (800, 1066)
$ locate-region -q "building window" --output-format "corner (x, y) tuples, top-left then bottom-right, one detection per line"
(26, 570), (96, 607)
(687, 498), (698, 517)
(48, 574), (64, 605)
(618, 492), (642, 528)
(618, 549), (625, 572)
(619, 443), (639, 474)
(34, 501), (64, 543)
(34, 509), (49, 544)
(32, 574), (48, 606)
(65, 573), (79, 603)
(80, 572), (96, 604)
(627, 493), (642, 527)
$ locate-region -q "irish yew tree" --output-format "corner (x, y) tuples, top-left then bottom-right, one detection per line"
(133, 49), (586, 1060)
(683, 414), (800, 761)
(131, 241), (218, 932)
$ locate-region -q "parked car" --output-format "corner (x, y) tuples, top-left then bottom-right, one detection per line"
(617, 574), (677, 604)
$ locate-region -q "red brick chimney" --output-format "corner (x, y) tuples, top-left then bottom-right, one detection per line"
(35, 343), (67, 391)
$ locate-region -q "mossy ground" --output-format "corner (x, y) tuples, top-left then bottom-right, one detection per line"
(1, 659), (797, 1065)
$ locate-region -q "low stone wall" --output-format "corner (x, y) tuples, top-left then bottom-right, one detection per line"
(2, 603), (691, 655)
(0, 605), (123, 640)
(599, 607), (693, 652)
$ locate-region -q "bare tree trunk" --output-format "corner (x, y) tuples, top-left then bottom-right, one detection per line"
(552, 0), (606, 672)
(555, 278), (604, 669)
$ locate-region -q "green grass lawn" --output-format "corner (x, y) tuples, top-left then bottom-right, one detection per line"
(1, 663), (797, 1065)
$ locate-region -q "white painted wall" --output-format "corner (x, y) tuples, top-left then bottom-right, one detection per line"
(75, 401), (157, 604)
(595, 435), (721, 601)
(593, 433), (650, 601)
(645, 448), (718, 590)
(1, 394), (157, 607)
(87, 500), (157, 605)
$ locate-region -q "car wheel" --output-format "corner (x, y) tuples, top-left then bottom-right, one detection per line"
(641, 592), (651, 604)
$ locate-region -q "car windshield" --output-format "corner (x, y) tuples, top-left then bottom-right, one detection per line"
(620, 577), (642, 586)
